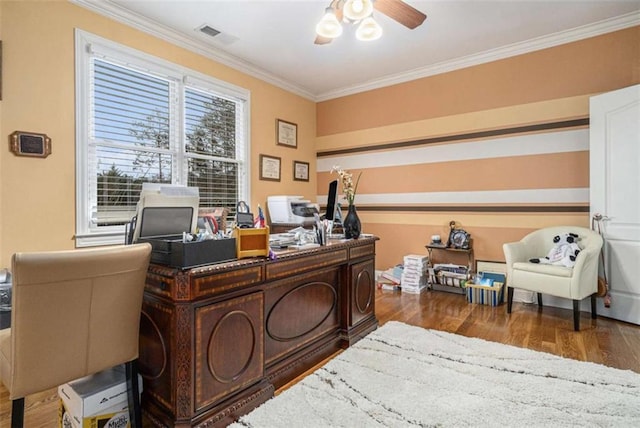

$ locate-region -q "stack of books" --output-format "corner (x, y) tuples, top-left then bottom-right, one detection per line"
(377, 264), (403, 291)
(401, 254), (429, 294)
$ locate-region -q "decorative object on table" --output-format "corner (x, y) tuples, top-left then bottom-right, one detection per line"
(254, 204), (266, 228)
(259, 154), (281, 181)
(293, 160), (310, 181)
(237, 201), (250, 213)
(331, 165), (362, 239)
(230, 321), (640, 428)
(276, 118), (297, 148)
(446, 220), (471, 249)
(343, 204), (361, 239)
(430, 234), (442, 245)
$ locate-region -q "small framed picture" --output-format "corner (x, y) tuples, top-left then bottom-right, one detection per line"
(293, 160), (309, 182)
(276, 119), (297, 148)
(259, 154), (281, 181)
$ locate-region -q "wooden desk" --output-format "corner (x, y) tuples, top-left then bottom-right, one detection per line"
(139, 236), (378, 427)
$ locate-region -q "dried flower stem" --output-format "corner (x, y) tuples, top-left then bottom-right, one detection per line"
(331, 166), (362, 206)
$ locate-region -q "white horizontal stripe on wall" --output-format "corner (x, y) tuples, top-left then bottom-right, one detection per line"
(317, 129), (588, 172)
(317, 188), (588, 205)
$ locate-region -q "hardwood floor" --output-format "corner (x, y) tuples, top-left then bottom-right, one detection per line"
(2, 289), (639, 427)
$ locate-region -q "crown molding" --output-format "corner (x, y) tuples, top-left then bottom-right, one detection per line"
(70, 0), (317, 101)
(315, 11), (640, 101)
(71, 1), (638, 102)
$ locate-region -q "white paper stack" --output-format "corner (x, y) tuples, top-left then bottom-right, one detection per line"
(401, 254), (429, 294)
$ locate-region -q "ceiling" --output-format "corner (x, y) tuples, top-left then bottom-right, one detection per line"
(73, 0), (640, 101)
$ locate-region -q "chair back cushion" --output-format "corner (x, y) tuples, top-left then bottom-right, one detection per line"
(1, 243), (151, 399)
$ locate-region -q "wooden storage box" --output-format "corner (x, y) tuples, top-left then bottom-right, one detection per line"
(234, 227), (270, 259)
(466, 282), (504, 306)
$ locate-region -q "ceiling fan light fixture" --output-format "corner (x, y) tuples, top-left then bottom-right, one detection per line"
(316, 7), (343, 38)
(356, 16), (382, 41)
(343, 0), (374, 21)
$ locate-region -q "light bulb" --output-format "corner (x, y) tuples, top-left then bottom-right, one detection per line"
(343, 0), (374, 21)
(316, 7), (343, 39)
(356, 16), (382, 41)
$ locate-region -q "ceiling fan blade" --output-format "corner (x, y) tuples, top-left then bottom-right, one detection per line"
(374, 0), (427, 29)
(315, 35), (333, 45)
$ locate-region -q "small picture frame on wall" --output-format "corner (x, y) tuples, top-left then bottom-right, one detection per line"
(276, 119), (297, 148)
(293, 160), (309, 182)
(9, 131), (52, 158)
(259, 154), (281, 181)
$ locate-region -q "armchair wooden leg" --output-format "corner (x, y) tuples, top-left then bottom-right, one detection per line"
(507, 287), (514, 313)
(126, 360), (142, 428)
(537, 293), (543, 307)
(591, 294), (597, 319)
(11, 398), (25, 428)
(573, 299), (580, 331)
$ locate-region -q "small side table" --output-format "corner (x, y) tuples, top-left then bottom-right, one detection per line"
(425, 244), (474, 294)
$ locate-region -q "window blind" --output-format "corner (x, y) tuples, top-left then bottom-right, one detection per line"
(76, 30), (250, 245)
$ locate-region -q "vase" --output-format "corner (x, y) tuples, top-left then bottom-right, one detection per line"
(343, 204), (361, 239)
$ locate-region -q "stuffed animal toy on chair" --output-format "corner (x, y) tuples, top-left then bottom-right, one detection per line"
(529, 232), (581, 268)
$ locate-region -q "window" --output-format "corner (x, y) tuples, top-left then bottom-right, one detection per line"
(75, 30), (250, 246)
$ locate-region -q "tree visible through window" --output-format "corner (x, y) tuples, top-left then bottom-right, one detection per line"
(76, 31), (248, 246)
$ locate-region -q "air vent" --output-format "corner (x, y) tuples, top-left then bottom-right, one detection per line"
(195, 24), (239, 45)
(199, 25), (221, 38)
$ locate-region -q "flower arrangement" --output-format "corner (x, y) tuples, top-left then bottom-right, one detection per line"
(331, 165), (362, 206)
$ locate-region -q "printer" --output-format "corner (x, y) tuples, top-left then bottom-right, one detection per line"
(267, 196), (319, 224)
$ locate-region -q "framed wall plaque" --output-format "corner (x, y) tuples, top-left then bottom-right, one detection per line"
(293, 160), (309, 182)
(9, 131), (52, 158)
(276, 119), (297, 148)
(259, 154), (281, 181)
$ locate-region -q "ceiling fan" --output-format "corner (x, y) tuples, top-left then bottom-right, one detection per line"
(315, 0), (427, 44)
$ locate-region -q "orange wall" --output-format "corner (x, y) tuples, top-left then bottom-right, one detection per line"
(0, 1), (316, 265)
(316, 27), (640, 270)
(318, 27), (639, 137)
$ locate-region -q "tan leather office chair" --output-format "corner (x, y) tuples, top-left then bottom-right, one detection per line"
(503, 226), (602, 331)
(0, 243), (151, 427)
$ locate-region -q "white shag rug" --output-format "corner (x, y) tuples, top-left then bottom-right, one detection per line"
(230, 321), (640, 427)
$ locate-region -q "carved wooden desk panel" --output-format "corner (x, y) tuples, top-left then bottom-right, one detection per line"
(139, 237), (378, 427)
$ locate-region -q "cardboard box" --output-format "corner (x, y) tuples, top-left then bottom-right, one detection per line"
(466, 282), (504, 306)
(59, 398), (129, 428)
(58, 365), (142, 428)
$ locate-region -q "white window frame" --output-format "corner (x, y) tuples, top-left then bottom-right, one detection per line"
(75, 29), (250, 247)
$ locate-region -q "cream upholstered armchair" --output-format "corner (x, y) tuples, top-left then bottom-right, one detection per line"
(503, 226), (603, 331)
(0, 243), (151, 427)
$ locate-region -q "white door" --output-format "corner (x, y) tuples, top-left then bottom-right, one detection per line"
(590, 84), (640, 325)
